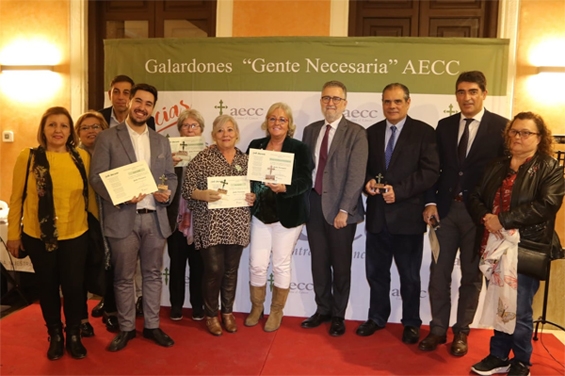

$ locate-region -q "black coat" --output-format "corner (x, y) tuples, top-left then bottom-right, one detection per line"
(468, 153), (564, 250)
(426, 110), (508, 219)
(365, 116), (440, 234)
(247, 136), (313, 228)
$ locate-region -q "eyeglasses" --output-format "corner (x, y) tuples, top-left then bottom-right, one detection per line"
(80, 124), (102, 131)
(508, 129), (539, 138)
(321, 96), (345, 104)
(181, 123), (201, 130)
(268, 117), (288, 125)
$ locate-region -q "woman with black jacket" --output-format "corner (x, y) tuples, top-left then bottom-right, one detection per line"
(468, 112), (564, 376)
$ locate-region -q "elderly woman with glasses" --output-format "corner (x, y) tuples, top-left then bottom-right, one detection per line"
(166, 109), (205, 321)
(468, 112), (564, 376)
(244, 102), (313, 332)
(182, 114), (256, 336)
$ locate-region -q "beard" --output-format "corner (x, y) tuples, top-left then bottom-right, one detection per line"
(128, 110), (149, 127)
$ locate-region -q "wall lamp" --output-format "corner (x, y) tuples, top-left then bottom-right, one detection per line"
(0, 65), (55, 73)
(537, 66), (565, 74)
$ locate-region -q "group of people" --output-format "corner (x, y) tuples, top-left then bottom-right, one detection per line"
(6, 71), (563, 376)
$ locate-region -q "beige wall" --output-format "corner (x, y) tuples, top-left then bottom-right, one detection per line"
(0, 0), (71, 204)
(514, 0), (565, 329)
(0, 0), (563, 324)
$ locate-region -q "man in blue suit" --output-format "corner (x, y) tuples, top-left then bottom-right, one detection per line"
(90, 84), (177, 352)
(419, 71), (508, 356)
(357, 83), (439, 344)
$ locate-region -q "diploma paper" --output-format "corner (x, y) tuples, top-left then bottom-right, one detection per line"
(247, 149), (295, 185)
(169, 136), (206, 167)
(207, 176), (250, 209)
(429, 225), (440, 263)
(100, 161), (158, 205)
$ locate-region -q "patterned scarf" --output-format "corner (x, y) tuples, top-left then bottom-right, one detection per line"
(32, 146), (88, 251)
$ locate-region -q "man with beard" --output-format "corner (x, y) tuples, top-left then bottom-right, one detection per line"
(90, 84), (177, 352)
(301, 80), (368, 336)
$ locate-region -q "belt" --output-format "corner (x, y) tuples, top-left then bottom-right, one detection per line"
(453, 194), (464, 202)
(136, 209), (156, 214)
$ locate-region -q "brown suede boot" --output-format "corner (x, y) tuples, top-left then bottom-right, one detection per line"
(244, 284), (266, 327)
(222, 313), (237, 333)
(205, 316), (223, 336)
(264, 287), (289, 332)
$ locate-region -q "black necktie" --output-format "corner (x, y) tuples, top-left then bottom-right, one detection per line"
(458, 118), (473, 164)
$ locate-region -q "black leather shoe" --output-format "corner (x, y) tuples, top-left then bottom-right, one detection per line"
(143, 328), (174, 347)
(91, 299), (104, 318)
(80, 322), (95, 337)
(418, 333), (447, 351)
(108, 330), (136, 352)
(355, 320), (385, 336)
(450, 332), (468, 357)
(301, 313), (332, 329)
(103, 314), (119, 332)
(402, 326), (420, 344)
(135, 297), (143, 317)
(329, 317), (346, 337)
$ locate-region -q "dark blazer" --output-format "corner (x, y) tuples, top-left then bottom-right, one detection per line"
(89, 122), (177, 239)
(425, 109), (508, 219)
(468, 153), (564, 250)
(302, 117), (368, 225)
(247, 136), (313, 228)
(365, 116), (440, 234)
(99, 106), (156, 131)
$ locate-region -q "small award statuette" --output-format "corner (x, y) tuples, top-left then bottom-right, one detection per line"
(265, 165), (276, 181)
(177, 140), (189, 157)
(218, 179), (229, 195)
(375, 173), (388, 193)
(158, 174), (170, 194)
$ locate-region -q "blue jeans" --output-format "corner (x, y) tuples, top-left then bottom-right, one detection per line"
(489, 273), (540, 366)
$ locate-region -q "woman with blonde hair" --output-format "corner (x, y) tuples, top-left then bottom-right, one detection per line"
(245, 102), (313, 332)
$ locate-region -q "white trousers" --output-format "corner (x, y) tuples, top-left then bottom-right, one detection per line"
(249, 216), (303, 288)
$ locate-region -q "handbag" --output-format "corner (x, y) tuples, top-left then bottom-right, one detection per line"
(72, 148), (106, 295)
(517, 238), (550, 281)
(14, 148), (34, 259)
(85, 212), (105, 296)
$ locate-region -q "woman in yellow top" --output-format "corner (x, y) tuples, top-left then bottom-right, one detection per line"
(7, 107), (98, 361)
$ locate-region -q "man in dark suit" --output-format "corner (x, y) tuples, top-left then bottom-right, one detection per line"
(99, 74), (156, 130)
(90, 84), (177, 352)
(419, 71), (508, 356)
(357, 83), (439, 344)
(301, 80), (368, 336)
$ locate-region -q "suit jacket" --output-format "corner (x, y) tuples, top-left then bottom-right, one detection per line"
(247, 136), (313, 228)
(302, 117), (368, 225)
(89, 122), (177, 239)
(99, 106), (156, 131)
(365, 116), (440, 234)
(425, 109), (508, 219)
